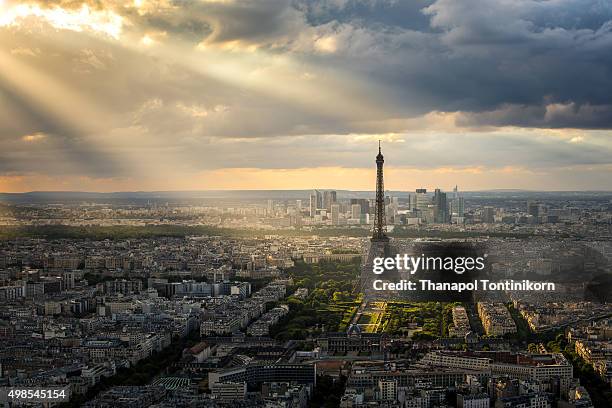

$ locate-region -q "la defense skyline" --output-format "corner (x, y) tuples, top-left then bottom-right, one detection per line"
(363, 143), (485, 304)
(366, 142), (456, 238)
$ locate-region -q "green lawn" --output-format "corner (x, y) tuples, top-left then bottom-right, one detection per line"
(380, 301), (454, 338)
(269, 259), (361, 339)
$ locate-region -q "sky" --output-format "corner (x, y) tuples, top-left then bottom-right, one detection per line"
(1, 0), (612, 192)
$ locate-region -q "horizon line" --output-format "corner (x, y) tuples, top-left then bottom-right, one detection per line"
(3, 188), (612, 195)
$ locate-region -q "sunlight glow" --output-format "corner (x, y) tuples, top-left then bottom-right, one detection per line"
(184, 45), (386, 121)
(141, 35), (155, 46)
(21, 132), (47, 143)
(0, 3), (123, 39)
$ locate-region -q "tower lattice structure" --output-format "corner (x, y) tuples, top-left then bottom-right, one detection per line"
(372, 141), (389, 242)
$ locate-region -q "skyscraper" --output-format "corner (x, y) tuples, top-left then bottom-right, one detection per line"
(372, 141), (388, 242)
(433, 188), (448, 223)
(351, 204), (361, 220)
(315, 190), (323, 209)
(527, 201), (546, 224)
(527, 201), (540, 217)
(323, 190), (337, 211)
(350, 199), (369, 215)
(482, 206), (495, 223)
(309, 193), (317, 217)
(331, 204), (340, 226)
(450, 185), (465, 218)
(413, 188), (429, 213)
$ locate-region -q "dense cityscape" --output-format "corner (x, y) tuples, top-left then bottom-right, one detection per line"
(1, 178), (612, 407)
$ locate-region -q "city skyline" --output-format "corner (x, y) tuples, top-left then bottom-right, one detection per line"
(2, 2), (612, 405)
(1, 140), (612, 406)
(2, 0), (612, 192)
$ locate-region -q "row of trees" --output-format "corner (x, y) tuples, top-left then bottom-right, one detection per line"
(0, 223), (533, 241)
(61, 333), (200, 407)
(538, 334), (612, 407)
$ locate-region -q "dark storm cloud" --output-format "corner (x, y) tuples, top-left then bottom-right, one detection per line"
(456, 104), (612, 130)
(295, 0), (435, 31)
(417, 0), (612, 113)
(291, 0), (612, 128)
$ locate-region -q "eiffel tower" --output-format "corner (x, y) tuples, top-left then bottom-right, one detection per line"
(372, 140), (389, 243)
(361, 142), (396, 298)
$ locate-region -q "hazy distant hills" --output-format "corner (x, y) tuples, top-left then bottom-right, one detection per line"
(1, 190), (611, 204)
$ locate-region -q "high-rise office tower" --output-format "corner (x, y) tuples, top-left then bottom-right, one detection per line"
(314, 190), (323, 209)
(309, 193), (317, 217)
(267, 200), (274, 214)
(433, 188), (448, 223)
(414, 188), (430, 213)
(372, 142), (388, 242)
(351, 204), (361, 219)
(350, 199), (369, 215)
(527, 201), (540, 217)
(527, 201), (547, 223)
(296, 200), (302, 212)
(323, 190), (337, 211)
(387, 196), (397, 225)
(331, 204), (340, 226)
(449, 185), (465, 217)
(451, 196), (465, 217)
(482, 206), (495, 223)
